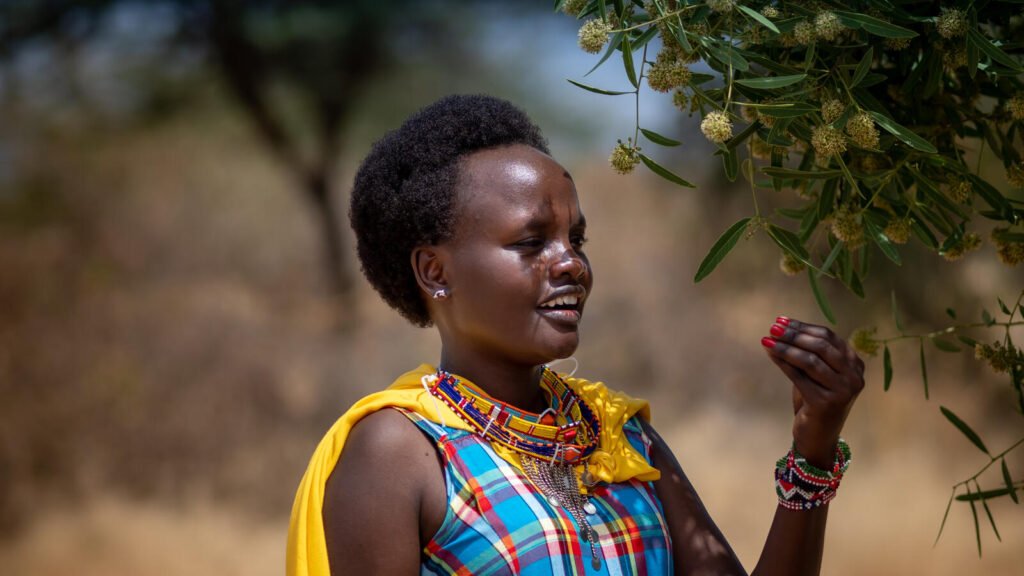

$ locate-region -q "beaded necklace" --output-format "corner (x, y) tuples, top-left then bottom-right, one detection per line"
(428, 367), (605, 570)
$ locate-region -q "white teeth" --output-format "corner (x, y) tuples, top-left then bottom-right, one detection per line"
(541, 295), (580, 308)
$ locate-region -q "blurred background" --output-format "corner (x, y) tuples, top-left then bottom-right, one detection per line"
(0, 1), (1021, 574)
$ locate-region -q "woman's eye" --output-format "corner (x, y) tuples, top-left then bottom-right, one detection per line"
(514, 238), (544, 249)
(572, 235), (588, 248)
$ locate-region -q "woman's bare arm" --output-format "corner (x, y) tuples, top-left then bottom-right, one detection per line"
(321, 409), (446, 575)
(645, 317), (863, 576)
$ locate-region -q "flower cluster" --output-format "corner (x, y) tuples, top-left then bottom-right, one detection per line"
(794, 21), (816, 45)
(779, 252), (806, 276)
(1009, 94), (1024, 121)
(561, 0), (587, 17)
(700, 111), (733, 144)
(992, 229), (1024, 266)
(846, 112), (880, 149)
(609, 140), (640, 174)
(1008, 163), (1024, 188)
(761, 6), (780, 19)
(821, 98), (845, 124)
(830, 206), (864, 248)
(884, 37), (911, 50)
(974, 341), (1023, 374)
(941, 232), (982, 261)
(707, 0), (734, 14)
(812, 124), (847, 157)
(578, 19), (612, 54)
(814, 11), (843, 42)
(949, 179), (972, 203)
(850, 327), (881, 357)
(884, 217), (912, 244)
(937, 8), (968, 39)
(647, 50), (692, 92)
(672, 90), (689, 111)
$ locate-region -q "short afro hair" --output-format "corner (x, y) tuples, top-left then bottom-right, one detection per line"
(349, 94), (550, 327)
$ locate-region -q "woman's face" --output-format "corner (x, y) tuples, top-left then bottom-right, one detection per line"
(436, 144), (592, 366)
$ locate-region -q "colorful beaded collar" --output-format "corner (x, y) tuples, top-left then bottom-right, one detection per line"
(428, 367), (601, 464)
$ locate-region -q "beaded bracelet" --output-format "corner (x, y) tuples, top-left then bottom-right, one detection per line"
(774, 438), (852, 511)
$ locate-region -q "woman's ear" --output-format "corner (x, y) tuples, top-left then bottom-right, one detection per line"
(411, 246), (448, 300)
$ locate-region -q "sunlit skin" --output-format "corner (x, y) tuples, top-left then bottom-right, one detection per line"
(322, 144), (864, 575)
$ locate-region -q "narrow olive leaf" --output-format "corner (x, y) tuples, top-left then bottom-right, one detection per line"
(1002, 459), (1019, 504)
(584, 32), (624, 77)
(946, 307), (957, 319)
(567, 79), (633, 96)
(750, 101), (818, 118)
(982, 309), (995, 326)
(931, 337), (962, 353)
(640, 128), (682, 147)
(851, 47), (874, 87)
(638, 153), (696, 187)
(735, 73), (806, 89)
(818, 240), (844, 277)
(958, 334), (979, 347)
(761, 167), (842, 179)
(867, 111), (938, 153)
(967, 28), (1024, 72)
(998, 298), (1011, 315)
(968, 486), (982, 557)
(883, 345), (893, 391)
(864, 218), (901, 265)
(980, 489), (1002, 542)
(934, 489), (955, 546)
(767, 225), (811, 261)
(919, 339), (929, 400)
(940, 406), (990, 455)
(621, 34), (639, 89)
(722, 147), (739, 181)
(835, 11), (917, 38)
(736, 4), (780, 33)
(891, 290), (904, 332)
(808, 268), (837, 324)
(693, 217), (752, 283)
(956, 486), (1017, 502)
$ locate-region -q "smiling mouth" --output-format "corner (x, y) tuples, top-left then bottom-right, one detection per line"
(537, 294), (583, 325)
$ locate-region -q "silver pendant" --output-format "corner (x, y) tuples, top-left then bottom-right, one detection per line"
(546, 495), (560, 507)
(583, 501), (597, 515)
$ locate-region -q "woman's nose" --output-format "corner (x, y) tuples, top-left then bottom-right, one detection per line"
(551, 249), (586, 282)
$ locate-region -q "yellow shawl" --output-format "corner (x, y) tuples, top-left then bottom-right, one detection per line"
(286, 364), (660, 576)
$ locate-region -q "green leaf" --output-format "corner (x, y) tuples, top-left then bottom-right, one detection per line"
(998, 298), (1011, 315)
(566, 79), (633, 96)
(638, 153), (696, 187)
(584, 32), (625, 77)
(957, 334), (979, 348)
(919, 339), (929, 400)
(982, 309), (995, 326)
(935, 490), (954, 545)
(693, 217), (752, 283)
(761, 167), (842, 180)
(735, 74), (806, 89)
(940, 406), (990, 455)
(864, 218), (901, 265)
(891, 290), (904, 332)
(967, 28), (1023, 72)
(640, 128), (681, 147)
(808, 268), (836, 324)
(750, 101), (817, 118)
(621, 34), (639, 88)
(736, 4), (780, 33)
(931, 337), (961, 353)
(1002, 459), (1019, 504)
(956, 485), (1020, 502)
(708, 43), (750, 72)
(968, 486), (982, 557)
(818, 240), (844, 277)
(883, 345), (893, 391)
(946, 307), (957, 319)
(722, 147), (739, 181)
(866, 111), (938, 153)
(835, 11), (917, 38)
(981, 490), (1002, 542)
(851, 47), (874, 87)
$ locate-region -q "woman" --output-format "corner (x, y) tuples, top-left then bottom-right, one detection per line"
(287, 95), (864, 575)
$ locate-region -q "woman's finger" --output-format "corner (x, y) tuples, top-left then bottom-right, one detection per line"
(762, 335), (840, 387)
(769, 321), (848, 373)
(764, 347), (826, 402)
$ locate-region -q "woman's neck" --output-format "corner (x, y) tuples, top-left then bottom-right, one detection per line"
(437, 349), (549, 413)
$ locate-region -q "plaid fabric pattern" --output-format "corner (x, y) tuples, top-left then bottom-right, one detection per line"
(397, 409), (673, 576)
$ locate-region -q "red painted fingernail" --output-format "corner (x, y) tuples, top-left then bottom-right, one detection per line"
(761, 337), (777, 348)
(770, 324), (785, 337)
(775, 316), (790, 326)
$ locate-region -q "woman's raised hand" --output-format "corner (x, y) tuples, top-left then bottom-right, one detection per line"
(761, 316), (865, 469)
